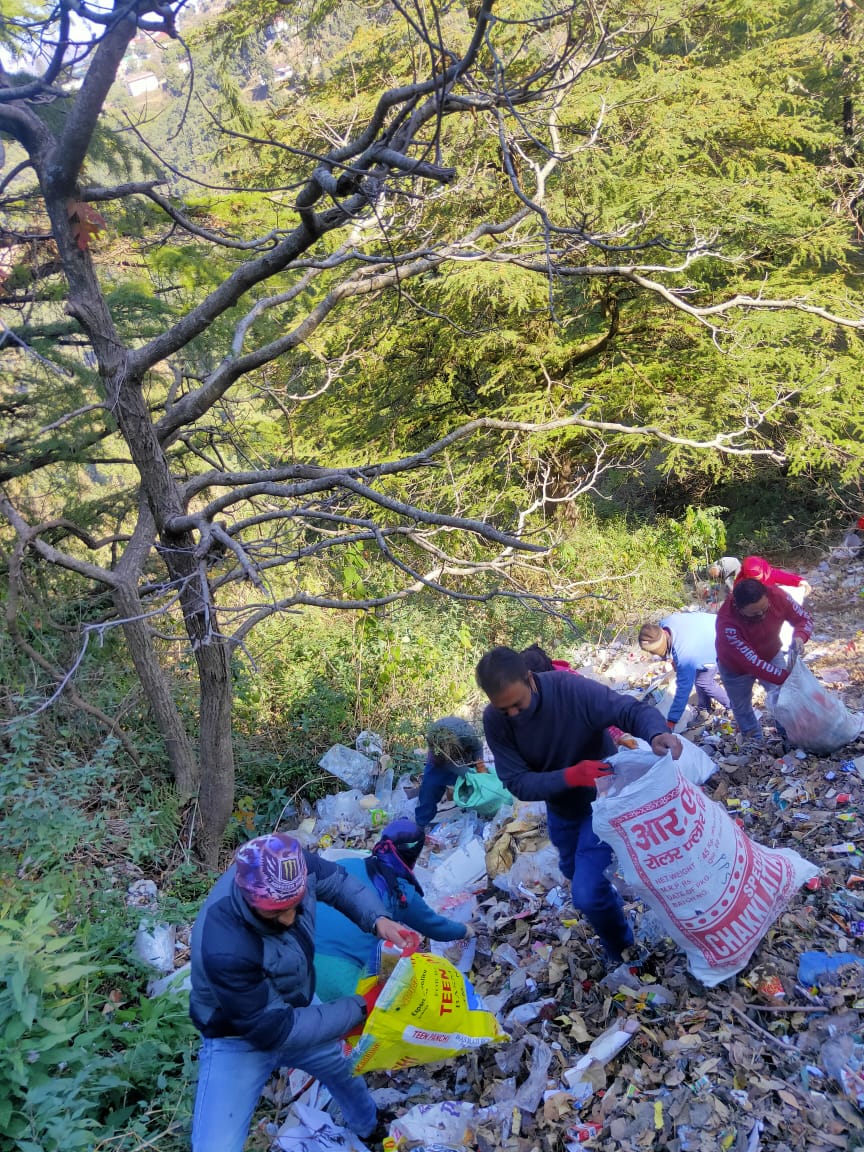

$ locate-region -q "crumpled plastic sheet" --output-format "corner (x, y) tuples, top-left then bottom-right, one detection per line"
(274, 1104), (370, 1151)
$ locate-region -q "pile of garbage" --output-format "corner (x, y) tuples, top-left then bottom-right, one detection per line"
(131, 547), (864, 1150)
(250, 708), (862, 1150)
(260, 552), (864, 1151)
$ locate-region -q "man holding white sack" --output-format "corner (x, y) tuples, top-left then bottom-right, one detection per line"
(475, 646), (681, 962)
(715, 577), (814, 743)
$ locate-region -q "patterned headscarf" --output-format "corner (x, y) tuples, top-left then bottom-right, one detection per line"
(234, 833), (308, 911)
(366, 820), (425, 907)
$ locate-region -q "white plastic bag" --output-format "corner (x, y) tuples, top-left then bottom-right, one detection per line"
(417, 838), (487, 903)
(355, 730), (384, 758)
(492, 843), (564, 897)
(592, 749), (818, 986)
(389, 1102), (478, 1148)
(388, 774), (416, 820)
(773, 658), (863, 755)
(314, 788), (369, 833)
(275, 1103), (370, 1151)
(133, 919), (176, 973)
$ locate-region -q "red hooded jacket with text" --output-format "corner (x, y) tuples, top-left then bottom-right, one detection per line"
(716, 585), (813, 685)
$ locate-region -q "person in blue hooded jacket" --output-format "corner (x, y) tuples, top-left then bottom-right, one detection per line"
(314, 819), (470, 1001)
(414, 715), (486, 828)
(638, 612), (730, 729)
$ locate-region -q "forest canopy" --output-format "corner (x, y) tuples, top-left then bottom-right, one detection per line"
(1, 0), (863, 861)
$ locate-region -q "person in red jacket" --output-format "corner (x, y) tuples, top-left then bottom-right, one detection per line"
(734, 555), (811, 596)
(715, 578), (814, 742)
(734, 556), (812, 652)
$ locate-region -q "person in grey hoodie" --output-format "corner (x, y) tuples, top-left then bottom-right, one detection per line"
(189, 832), (414, 1152)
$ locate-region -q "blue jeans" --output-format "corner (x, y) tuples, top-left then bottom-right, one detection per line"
(191, 1030), (375, 1152)
(546, 806), (633, 960)
(717, 651), (785, 739)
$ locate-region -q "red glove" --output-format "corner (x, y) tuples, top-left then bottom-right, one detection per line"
(563, 760), (613, 788)
(666, 719), (676, 731)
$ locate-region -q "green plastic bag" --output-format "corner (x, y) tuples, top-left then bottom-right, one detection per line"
(452, 769), (513, 818)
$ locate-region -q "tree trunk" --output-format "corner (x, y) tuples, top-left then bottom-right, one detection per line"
(195, 639), (235, 867)
(112, 579), (199, 796)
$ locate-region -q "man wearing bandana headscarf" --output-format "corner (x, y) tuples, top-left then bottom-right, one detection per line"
(314, 819), (469, 1001)
(189, 833), (415, 1152)
(476, 647), (681, 961)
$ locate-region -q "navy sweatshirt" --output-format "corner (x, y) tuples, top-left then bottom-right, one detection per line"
(482, 670), (668, 819)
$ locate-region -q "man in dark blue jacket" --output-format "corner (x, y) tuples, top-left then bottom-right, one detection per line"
(476, 647), (681, 961)
(190, 833), (414, 1152)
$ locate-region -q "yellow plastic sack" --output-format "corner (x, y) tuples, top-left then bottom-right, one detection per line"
(351, 952), (508, 1074)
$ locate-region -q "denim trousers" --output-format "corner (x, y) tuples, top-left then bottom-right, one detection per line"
(693, 667), (730, 712)
(546, 806), (633, 960)
(717, 650), (785, 738)
(191, 1028), (376, 1152)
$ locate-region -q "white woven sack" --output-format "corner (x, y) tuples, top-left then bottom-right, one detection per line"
(593, 749), (818, 986)
(609, 735), (716, 786)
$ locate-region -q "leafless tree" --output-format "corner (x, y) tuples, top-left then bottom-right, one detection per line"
(1, 0), (861, 860)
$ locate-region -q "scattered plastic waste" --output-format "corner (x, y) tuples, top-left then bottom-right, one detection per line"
(562, 1017), (640, 1103)
(146, 960), (191, 998)
(503, 997), (558, 1028)
(388, 1101), (480, 1148)
(126, 878), (159, 909)
(356, 730), (384, 758)
(514, 1035), (553, 1112)
(820, 1035), (864, 1109)
(318, 744), (377, 793)
(797, 951), (864, 985)
(133, 919), (176, 973)
(275, 1103), (370, 1151)
(493, 843), (563, 897)
(246, 616), (864, 1152)
(315, 788), (370, 834)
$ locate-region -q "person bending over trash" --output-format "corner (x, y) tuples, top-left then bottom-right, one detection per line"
(414, 715), (487, 828)
(475, 646), (681, 962)
(715, 577), (813, 744)
(708, 556), (742, 590)
(189, 833), (415, 1152)
(314, 819), (469, 1001)
(734, 554), (811, 597)
(638, 613), (730, 730)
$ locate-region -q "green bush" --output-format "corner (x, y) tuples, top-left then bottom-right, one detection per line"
(0, 892), (195, 1151)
